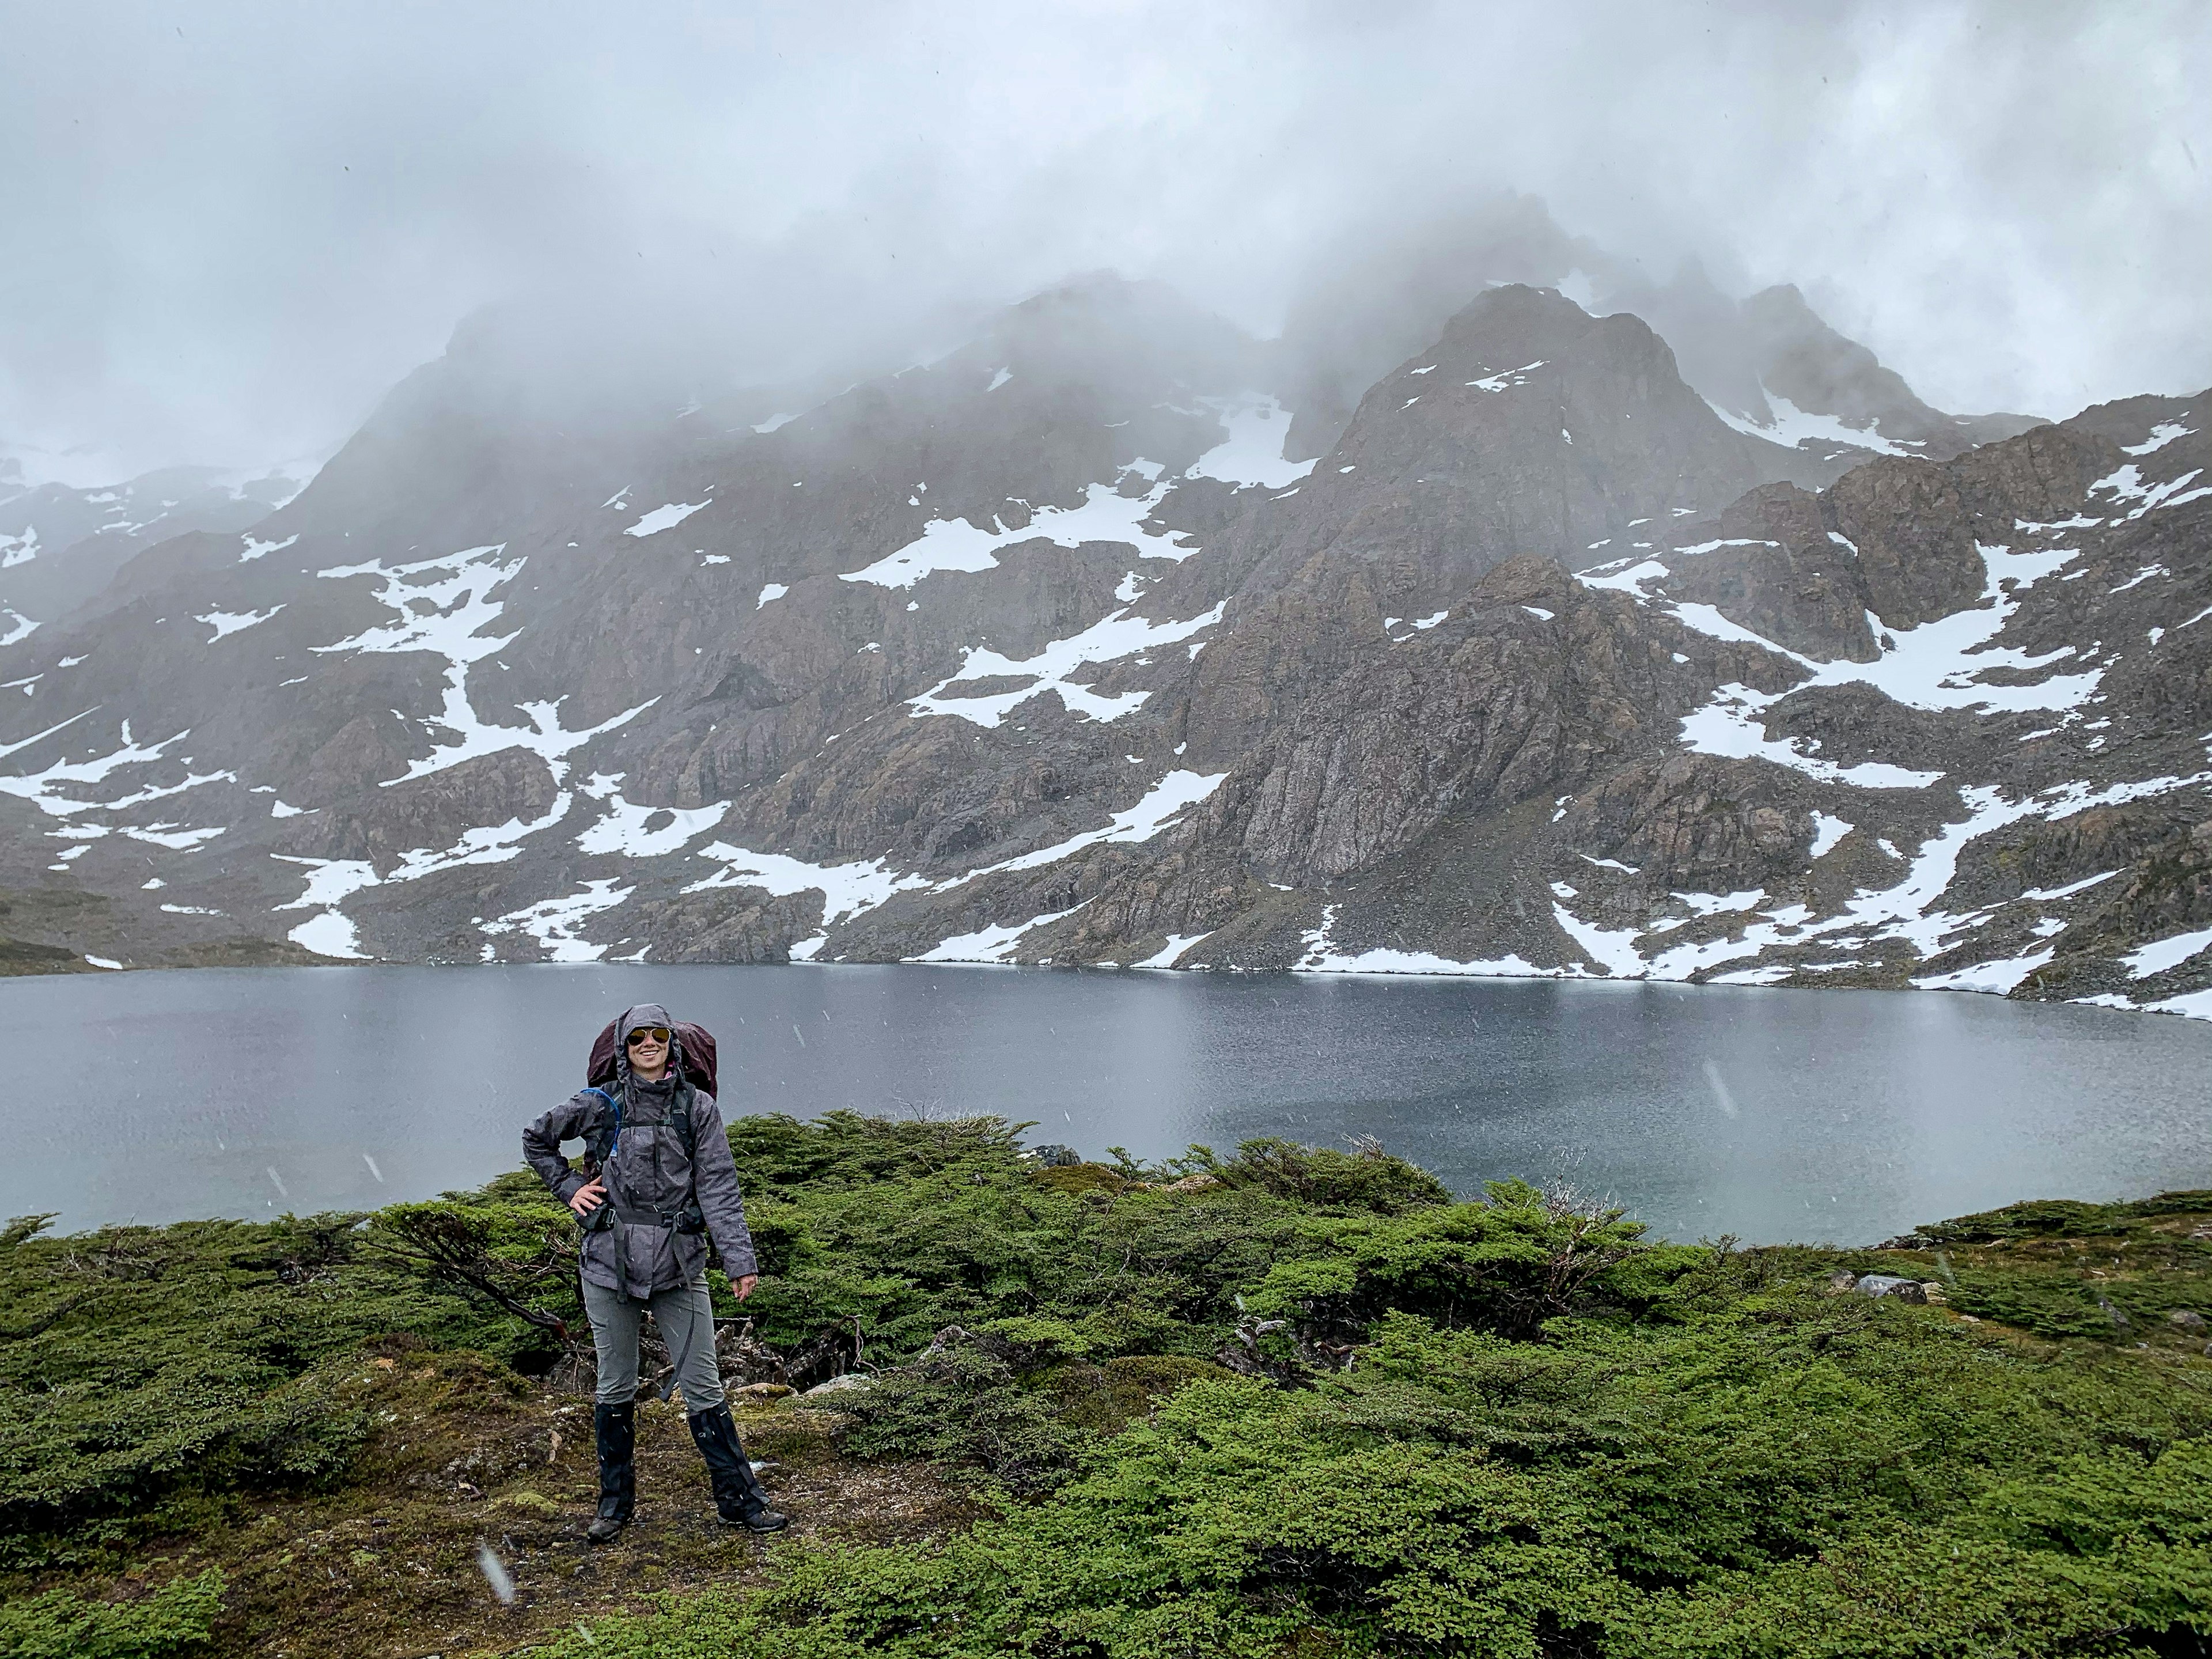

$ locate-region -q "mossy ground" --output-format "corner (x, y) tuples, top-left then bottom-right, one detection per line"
(20, 1346), (979, 1659)
(5, 1120), (2210, 1657)
(1821, 1190), (2212, 1354)
(1, 1357), (1172, 1658)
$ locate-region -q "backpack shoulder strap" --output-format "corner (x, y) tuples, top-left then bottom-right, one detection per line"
(582, 1085), (622, 1161)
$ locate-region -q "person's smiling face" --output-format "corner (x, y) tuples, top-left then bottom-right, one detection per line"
(626, 1024), (670, 1077)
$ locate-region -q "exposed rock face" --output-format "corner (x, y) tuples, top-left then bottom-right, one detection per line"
(1661, 483), (1883, 661)
(1271, 193), (1607, 461)
(2, 262), (2210, 1023)
(1222, 555), (1759, 882)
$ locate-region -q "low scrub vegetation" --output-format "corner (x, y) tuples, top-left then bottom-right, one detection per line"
(2, 1113), (2209, 1657)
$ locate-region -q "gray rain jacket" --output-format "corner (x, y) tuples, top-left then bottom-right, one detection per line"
(522, 1003), (759, 1298)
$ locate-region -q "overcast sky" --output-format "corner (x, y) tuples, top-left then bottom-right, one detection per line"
(2, 0), (2205, 483)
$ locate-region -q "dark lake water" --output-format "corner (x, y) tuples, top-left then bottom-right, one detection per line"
(7, 964), (2211, 1244)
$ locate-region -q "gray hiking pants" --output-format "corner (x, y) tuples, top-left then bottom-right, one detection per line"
(581, 1275), (725, 1411)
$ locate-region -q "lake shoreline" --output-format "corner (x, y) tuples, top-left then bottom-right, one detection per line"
(7, 945), (2211, 1027)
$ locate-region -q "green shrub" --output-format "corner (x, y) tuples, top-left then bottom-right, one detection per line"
(1237, 1177), (1667, 1339)
(1042, 1355), (1236, 1435)
(1174, 1136), (1452, 1214)
(0, 1206), (522, 1568)
(535, 1221), (2212, 1659)
(0, 1568), (225, 1659)
(838, 1335), (1085, 1494)
(1921, 1190), (2212, 1244)
(14, 1116), (2212, 1659)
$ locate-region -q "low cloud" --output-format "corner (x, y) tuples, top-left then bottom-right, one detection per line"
(1, 0), (2204, 480)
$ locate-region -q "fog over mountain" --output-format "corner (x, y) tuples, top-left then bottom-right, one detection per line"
(1, 1), (2205, 482)
(6, 3), (2212, 1019)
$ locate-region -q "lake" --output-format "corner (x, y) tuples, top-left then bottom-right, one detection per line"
(7, 964), (2211, 1244)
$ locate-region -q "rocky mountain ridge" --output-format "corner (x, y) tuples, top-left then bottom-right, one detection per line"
(2, 268), (2207, 1022)
(1270, 198), (2041, 468)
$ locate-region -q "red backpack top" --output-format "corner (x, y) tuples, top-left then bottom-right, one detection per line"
(586, 1017), (718, 1098)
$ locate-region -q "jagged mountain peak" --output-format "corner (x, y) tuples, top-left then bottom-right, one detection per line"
(1222, 282), (1842, 614)
(1273, 200), (2030, 475)
(1735, 282), (2044, 456)
(1001, 268), (1214, 327)
(1145, 388), (2212, 988)
(1272, 194), (1610, 453)
(0, 456), (309, 645)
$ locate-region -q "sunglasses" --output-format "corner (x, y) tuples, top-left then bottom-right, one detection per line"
(625, 1027), (672, 1047)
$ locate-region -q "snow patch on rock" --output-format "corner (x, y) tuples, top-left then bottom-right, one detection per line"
(272, 856), (379, 959)
(195, 605), (286, 642)
(840, 464), (1194, 589)
(1135, 931), (1211, 969)
(1465, 361), (1544, 392)
(1184, 393), (1313, 490)
(2123, 926), (2212, 980)
(950, 769), (1228, 885)
(909, 900), (1089, 964)
(907, 603), (1223, 728)
(1705, 388), (1914, 457)
(2122, 422), (2194, 456)
(239, 532), (298, 563)
(623, 501), (708, 537)
(314, 544), (655, 784)
(1680, 686), (1944, 789)
(481, 880), (635, 962)
(1912, 949), (2056, 994)
(575, 778), (729, 857)
(1297, 904), (1555, 977)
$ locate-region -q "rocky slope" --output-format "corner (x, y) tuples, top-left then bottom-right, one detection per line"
(2, 266), (2207, 1021)
(0, 459), (303, 646)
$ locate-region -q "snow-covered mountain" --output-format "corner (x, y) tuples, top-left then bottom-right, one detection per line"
(3, 259), (2207, 1024)
(0, 458), (304, 647)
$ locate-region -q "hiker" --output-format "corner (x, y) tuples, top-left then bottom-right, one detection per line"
(521, 1003), (789, 1541)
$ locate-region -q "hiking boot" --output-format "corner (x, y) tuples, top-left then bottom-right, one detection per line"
(686, 1402), (789, 1532)
(587, 1399), (636, 1543)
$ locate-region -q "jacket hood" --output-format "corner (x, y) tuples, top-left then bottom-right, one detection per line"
(613, 1004), (683, 1096)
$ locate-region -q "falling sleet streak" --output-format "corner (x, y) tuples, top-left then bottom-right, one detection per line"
(1700, 1060), (1740, 1119)
(475, 1543), (517, 1604)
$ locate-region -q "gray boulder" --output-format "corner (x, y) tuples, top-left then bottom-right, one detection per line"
(798, 1372), (876, 1399)
(1852, 1275), (1928, 1303)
